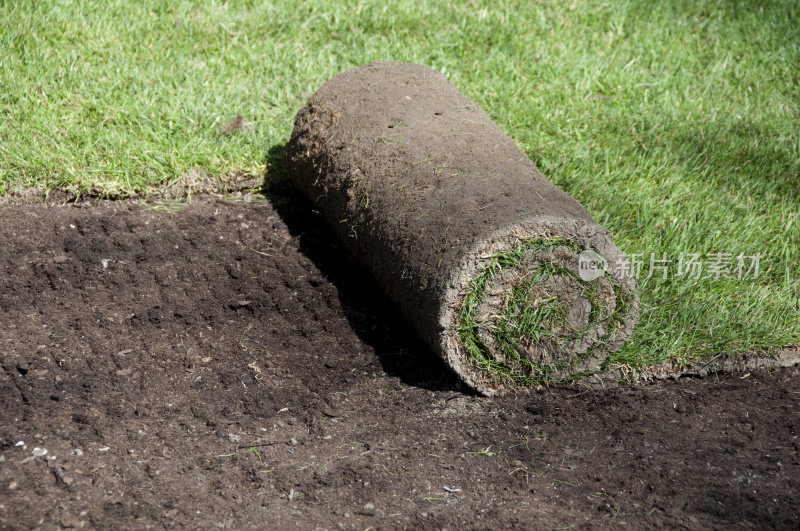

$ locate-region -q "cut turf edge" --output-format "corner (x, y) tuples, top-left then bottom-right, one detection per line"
(439, 217), (640, 396)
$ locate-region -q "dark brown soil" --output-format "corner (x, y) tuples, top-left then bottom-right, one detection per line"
(1, 191), (798, 529)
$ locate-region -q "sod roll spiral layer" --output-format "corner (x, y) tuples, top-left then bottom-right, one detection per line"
(286, 62), (639, 395)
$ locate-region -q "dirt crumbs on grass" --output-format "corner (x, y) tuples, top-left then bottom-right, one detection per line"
(2, 169), (262, 203)
(0, 192), (798, 529)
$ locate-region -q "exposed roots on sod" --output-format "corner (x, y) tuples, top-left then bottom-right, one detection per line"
(457, 236), (635, 388)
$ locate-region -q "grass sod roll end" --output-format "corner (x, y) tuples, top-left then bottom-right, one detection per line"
(286, 62), (639, 395)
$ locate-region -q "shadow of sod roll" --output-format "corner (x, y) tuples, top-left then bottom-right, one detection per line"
(286, 62), (639, 395)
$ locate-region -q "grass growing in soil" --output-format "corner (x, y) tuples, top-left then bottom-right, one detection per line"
(1, 0), (797, 372)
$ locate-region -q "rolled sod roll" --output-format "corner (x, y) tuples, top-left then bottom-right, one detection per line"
(286, 62), (639, 395)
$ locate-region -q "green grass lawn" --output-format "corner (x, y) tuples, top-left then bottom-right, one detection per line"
(1, 0), (797, 371)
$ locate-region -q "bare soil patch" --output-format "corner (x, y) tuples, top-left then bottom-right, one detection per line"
(0, 190), (797, 529)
